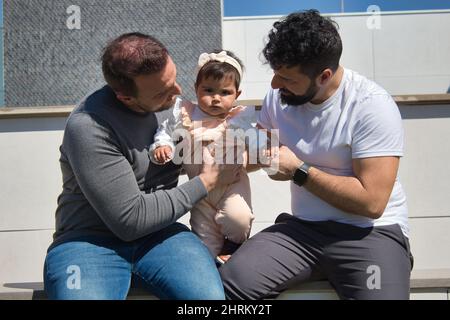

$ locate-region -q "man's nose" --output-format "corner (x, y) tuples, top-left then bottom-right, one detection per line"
(174, 83), (182, 95)
(271, 75), (283, 89)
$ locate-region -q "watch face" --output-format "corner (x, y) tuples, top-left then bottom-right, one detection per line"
(293, 167), (308, 187)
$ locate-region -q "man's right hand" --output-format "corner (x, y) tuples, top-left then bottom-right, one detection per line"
(198, 147), (242, 192)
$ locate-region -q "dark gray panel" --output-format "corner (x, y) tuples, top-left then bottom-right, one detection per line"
(4, 0), (222, 107)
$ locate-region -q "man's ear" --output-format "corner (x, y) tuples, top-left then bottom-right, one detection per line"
(116, 92), (135, 106)
(317, 69), (333, 86)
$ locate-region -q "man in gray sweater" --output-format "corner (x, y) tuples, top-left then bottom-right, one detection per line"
(43, 33), (239, 300)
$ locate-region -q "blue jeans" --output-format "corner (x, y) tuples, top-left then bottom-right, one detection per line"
(43, 223), (225, 300)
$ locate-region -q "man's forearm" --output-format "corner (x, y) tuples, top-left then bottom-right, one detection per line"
(268, 146), (393, 219)
(304, 167), (384, 219)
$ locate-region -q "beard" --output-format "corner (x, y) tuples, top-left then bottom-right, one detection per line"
(157, 102), (175, 112)
(154, 96), (178, 113)
(279, 83), (319, 106)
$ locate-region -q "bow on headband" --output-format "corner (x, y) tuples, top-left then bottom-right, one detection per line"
(196, 51), (243, 79)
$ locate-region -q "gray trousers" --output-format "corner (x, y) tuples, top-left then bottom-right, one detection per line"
(219, 213), (414, 300)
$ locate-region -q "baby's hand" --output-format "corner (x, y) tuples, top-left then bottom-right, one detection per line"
(259, 145), (281, 176)
(153, 146), (173, 164)
(259, 145), (279, 165)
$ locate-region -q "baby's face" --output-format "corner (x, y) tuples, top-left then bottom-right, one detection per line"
(195, 76), (240, 118)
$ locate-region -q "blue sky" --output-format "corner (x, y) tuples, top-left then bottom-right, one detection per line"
(224, 0), (450, 17)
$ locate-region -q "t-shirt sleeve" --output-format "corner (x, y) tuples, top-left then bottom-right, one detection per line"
(149, 97), (183, 162)
(257, 90), (275, 130)
(63, 112), (207, 241)
(351, 94), (404, 159)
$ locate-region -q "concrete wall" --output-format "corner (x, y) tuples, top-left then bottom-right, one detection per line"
(0, 1), (4, 105)
(3, 0), (222, 107)
(223, 10), (450, 99)
(1, 103), (450, 284)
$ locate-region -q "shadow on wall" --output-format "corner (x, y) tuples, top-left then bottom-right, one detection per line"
(399, 105), (450, 120)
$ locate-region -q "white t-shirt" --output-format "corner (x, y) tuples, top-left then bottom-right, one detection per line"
(258, 68), (409, 237)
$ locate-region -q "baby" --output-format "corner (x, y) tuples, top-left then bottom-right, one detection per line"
(150, 50), (260, 263)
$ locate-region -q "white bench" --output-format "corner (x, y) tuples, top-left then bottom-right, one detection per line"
(1, 96), (450, 300)
(2, 269), (450, 300)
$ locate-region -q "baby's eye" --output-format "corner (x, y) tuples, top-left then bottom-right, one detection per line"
(204, 88), (214, 93)
(221, 90), (232, 95)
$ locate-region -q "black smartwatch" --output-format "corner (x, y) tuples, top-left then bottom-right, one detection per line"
(293, 162), (311, 187)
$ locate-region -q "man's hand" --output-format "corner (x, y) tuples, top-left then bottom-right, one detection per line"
(262, 145), (302, 180)
(153, 145), (173, 164)
(199, 147), (242, 192)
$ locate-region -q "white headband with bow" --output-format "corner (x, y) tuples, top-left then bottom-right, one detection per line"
(196, 51), (243, 79)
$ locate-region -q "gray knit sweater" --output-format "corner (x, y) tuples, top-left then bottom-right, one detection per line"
(51, 86), (207, 249)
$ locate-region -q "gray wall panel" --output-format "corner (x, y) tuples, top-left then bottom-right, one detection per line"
(4, 0), (222, 107)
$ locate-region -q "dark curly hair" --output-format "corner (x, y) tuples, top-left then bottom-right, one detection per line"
(263, 10), (342, 78)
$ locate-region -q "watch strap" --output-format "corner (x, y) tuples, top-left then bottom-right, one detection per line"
(299, 162), (311, 173)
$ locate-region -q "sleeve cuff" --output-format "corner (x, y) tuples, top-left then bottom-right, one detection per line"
(178, 176), (208, 204)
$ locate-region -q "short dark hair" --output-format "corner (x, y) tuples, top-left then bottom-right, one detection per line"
(101, 32), (169, 96)
(195, 50), (244, 90)
(263, 10), (342, 78)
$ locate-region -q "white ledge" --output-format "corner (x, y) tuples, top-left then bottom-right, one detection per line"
(1, 94), (450, 119)
(1, 268), (449, 300)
